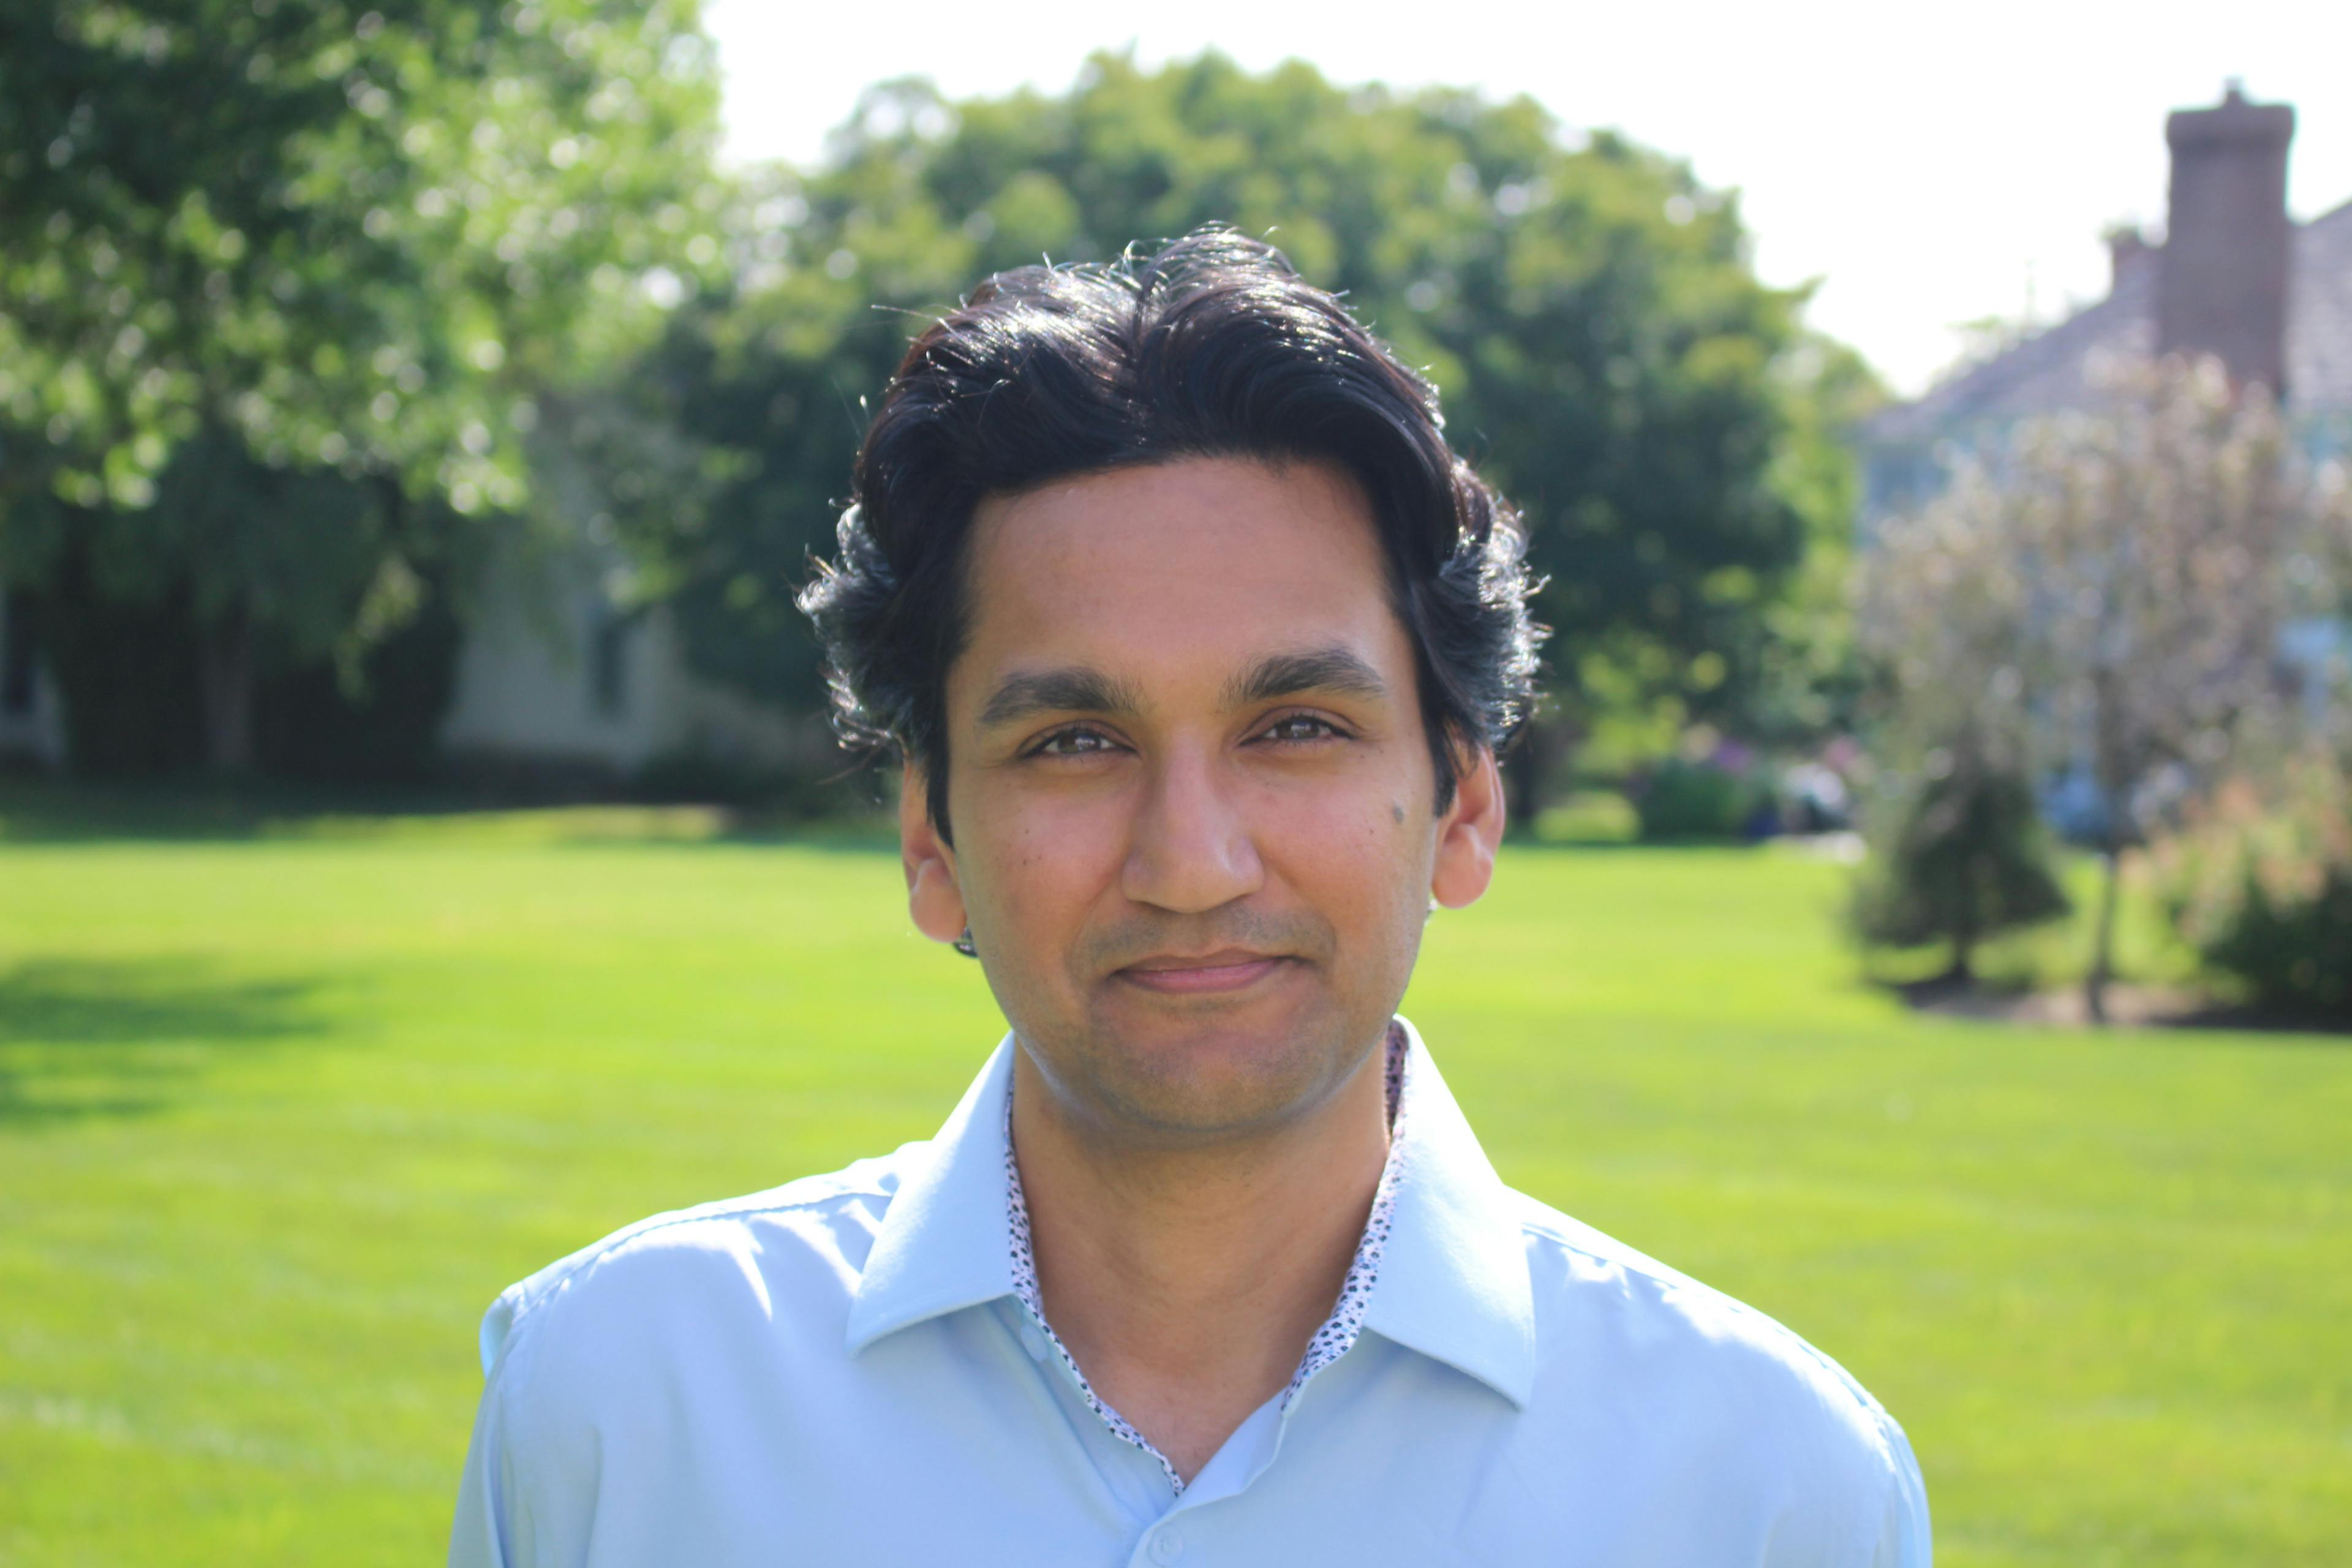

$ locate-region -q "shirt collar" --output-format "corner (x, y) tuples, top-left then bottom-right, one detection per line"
(844, 1019), (1538, 1411)
(1361, 1017), (1539, 1408)
(843, 1035), (1020, 1355)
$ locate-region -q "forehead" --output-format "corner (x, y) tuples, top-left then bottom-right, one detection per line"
(955, 457), (1403, 701)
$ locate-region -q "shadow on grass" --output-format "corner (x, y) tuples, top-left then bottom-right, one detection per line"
(0, 772), (420, 842)
(0, 775), (898, 851)
(1876, 972), (2351, 1041)
(0, 957), (330, 1128)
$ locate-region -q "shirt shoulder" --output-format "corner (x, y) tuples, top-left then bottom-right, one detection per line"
(477, 1144), (919, 1379)
(1512, 1190), (1893, 1425)
(1508, 1191), (1928, 1564)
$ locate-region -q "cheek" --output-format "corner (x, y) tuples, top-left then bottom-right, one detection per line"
(962, 792), (1126, 933)
(1260, 788), (1429, 920)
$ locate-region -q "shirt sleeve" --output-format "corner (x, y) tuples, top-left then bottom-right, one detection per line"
(448, 1292), (535, 1568)
(449, 1370), (521, 1567)
(1868, 1408), (1933, 1567)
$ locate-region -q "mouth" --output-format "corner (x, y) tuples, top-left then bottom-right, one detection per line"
(1114, 949), (1292, 995)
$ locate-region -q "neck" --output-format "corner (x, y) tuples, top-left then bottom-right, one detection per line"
(1009, 1033), (1393, 1483)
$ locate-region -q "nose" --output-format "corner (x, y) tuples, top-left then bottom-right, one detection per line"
(1120, 747), (1264, 914)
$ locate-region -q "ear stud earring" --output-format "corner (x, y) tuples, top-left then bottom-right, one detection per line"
(953, 928), (978, 958)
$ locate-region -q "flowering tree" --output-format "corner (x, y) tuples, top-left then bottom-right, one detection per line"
(1857, 354), (2351, 1021)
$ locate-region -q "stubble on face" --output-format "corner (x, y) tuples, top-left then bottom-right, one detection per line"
(942, 456), (1448, 1150)
(1040, 902), (1373, 1145)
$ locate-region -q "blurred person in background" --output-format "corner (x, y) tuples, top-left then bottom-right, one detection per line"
(448, 229), (1929, 1567)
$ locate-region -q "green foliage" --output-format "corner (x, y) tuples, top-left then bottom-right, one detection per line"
(1745, 335), (1883, 741)
(1852, 760), (2072, 978)
(2156, 761), (2352, 1017)
(1, 0), (724, 768)
(13, 551), (206, 773)
(1634, 754), (1770, 841)
(251, 587), (464, 782)
(1, 0), (720, 509)
(602, 53), (1859, 748)
(20, 431), (420, 658)
(628, 744), (876, 817)
(1531, 788), (1639, 845)
(18, 473), (466, 781)
(14, 429), (479, 775)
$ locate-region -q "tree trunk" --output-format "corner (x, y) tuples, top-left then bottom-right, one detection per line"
(2084, 841), (2122, 1025)
(197, 605), (256, 774)
(1944, 929), (1976, 987)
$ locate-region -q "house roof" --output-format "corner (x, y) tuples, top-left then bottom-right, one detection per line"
(1867, 197), (2352, 446)
(2294, 198), (2352, 413)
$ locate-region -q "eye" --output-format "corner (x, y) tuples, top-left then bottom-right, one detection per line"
(1031, 726), (1122, 758)
(1256, 712), (1346, 744)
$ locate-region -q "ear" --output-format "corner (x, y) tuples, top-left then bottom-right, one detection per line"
(1430, 744), (1506, 910)
(899, 763), (968, 944)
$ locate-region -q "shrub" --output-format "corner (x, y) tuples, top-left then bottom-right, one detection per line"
(2154, 760), (2352, 1019)
(631, 747), (878, 819)
(1532, 789), (1639, 845)
(1636, 756), (1771, 841)
(1851, 762), (2071, 982)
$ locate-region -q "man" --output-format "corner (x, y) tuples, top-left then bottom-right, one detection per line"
(450, 229), (1930, 1566)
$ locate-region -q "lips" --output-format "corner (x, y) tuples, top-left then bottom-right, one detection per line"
(1115, 949), (1291, 995)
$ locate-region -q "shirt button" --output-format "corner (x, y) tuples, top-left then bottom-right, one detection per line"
(1017, 1323), (1049, 1362)
(1149, 1528), (1183, 1564)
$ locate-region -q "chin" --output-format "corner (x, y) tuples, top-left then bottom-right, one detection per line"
(1077, 996), (1362, 1136)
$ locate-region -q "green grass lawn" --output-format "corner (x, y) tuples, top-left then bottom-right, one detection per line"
(2, 803), (2346, 1566)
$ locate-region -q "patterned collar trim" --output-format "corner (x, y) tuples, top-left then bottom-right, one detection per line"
(1002, 1024), (1412, 1494)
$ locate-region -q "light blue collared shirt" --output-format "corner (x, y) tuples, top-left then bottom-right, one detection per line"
(450, 1021), (1930, 1567)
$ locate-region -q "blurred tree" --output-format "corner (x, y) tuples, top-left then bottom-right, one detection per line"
(0, 0), (722, 769)
(591, 53), (1861, 804)
(18, 432), (477, 775)
(1744, 334), (1885, 743)
(1849, 746), (2072, 984)
(1856, 355), (2351, 1020)
(1632, 753), (1773, 842)
(2155, 756), (2352, 1020)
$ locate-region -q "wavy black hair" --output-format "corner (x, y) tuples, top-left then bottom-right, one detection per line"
(799, 227), (1542, 839)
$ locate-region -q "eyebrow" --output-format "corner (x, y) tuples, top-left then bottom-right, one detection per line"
(1224, 645), (1390, 708)
(975, 666), (1146, 728)
(973, 644), (1390, 731)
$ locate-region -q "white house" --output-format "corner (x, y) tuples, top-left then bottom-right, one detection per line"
(435, 529), (816, 782)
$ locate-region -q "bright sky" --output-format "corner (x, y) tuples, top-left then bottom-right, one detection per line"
(704, 0), (2352, 396)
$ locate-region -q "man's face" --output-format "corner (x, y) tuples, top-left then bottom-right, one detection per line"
(902, 456), (1502, 1144)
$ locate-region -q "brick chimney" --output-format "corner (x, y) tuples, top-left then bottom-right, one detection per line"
(2158, 83), (2295, 394)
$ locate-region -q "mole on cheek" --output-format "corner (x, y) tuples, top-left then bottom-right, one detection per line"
(1390, 802), (1406, 826)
